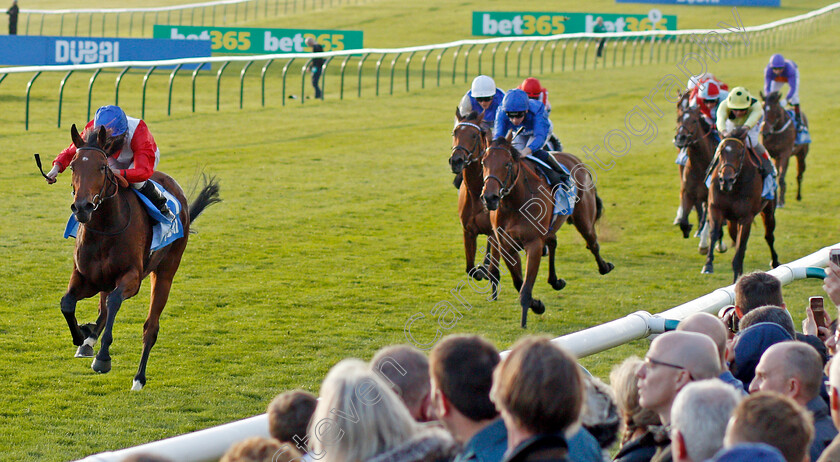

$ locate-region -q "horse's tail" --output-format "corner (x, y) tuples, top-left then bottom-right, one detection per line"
(595, 193), (604, 221)
(189, 174), (222, 224)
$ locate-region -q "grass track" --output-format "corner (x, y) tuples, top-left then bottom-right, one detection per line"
(1, 1), (840, 460)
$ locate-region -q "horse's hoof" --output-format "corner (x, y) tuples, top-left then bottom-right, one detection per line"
(531, 300), (546, 315)
(599, 262), (614, 275)
(92, 358), (111, 374)
(550, 278), (567, 291)
(694, 229), (702, 238)
(771, 260), (781, 269)
(680, 224), (692, 239)
(796, 195), (802, 201)
(75, 344), (94, 358)
(717, 241), (728, 253)
(699, 247), (709, 255)
(469, 267), (487, 281)
(701, 265), (714, 274)
(131, 379), (145, 391)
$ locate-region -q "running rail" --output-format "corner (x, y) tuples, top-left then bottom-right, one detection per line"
(75, 243), (839, 461)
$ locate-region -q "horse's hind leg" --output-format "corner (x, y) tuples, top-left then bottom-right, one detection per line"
(60, 271), (98, 348)
(133, 272), (172, 391)
(761, 202), (781, 269)
(93, 269), (141, 375)
(75, 292), (107, 358)
(572, 210), (613, 275)
(546, 236), (566, 291)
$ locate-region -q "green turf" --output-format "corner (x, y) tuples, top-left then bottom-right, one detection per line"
(1, 1), (839, 460)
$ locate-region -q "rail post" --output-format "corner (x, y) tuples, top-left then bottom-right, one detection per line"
(115, 66), (131, 106)
(239, 61), (254, 109)
(167, 64), (184, 115)
(58, 70), (74, 128)
(261, 59), (275, 107)
(25, 71), (42, 130)
(215, 61), (230, 111)
(141, 66), (157, 119)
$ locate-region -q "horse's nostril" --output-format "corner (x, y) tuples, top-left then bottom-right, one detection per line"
(84, 202), (94, 212)
(70, 204), (77, 213)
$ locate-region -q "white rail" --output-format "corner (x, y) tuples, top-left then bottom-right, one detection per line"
(22, 0), (252, 15)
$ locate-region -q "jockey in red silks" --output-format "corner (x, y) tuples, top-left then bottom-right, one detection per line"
(519, 77), (551, 113)
(687, 73), (729, 107)
(45, 105), (176, 221)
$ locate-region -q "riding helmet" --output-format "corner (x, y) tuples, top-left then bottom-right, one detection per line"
(93, 105), (128, 136)
(769, 53), (785, 68)
(699, 82), (720, 100)
(726, 87), (752, 110)
(502, 89), (530, 113)
(470, 75), (497, 98)
(519, 77), (543, 99)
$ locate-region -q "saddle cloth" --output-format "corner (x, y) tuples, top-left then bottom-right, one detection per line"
(64, 179), (184, 252)
(524, 156), (577, 216)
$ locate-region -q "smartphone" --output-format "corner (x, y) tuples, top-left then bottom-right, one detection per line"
(810, 296), (827, 329)
(830, 248), (840, 267)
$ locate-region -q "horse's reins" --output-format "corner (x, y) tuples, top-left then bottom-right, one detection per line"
(451, 122), (485, 166)
(483, 146), (522, 199)
(75, 146), (132, 236)
(716, 138), (747, 180)
(680, 109), (714, 145)
(761, 105), (793, 136)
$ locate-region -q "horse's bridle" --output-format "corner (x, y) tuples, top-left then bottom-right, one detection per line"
(451, 122), (486, 167)
(482, 146), (521, 199)
(761, 103), (793, 136)
(676, 108), (713, 146)
(717, 138), (747, 181)
(76, 146), (120, 211)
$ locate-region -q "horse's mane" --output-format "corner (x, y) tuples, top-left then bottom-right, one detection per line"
(765, 91), (782, 106)
(490, 137), (523, 160)
(82, 126), (124, 156)
(463, 111), (481, 123)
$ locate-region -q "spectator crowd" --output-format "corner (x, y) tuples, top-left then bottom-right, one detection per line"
(128, 261), (840, 462)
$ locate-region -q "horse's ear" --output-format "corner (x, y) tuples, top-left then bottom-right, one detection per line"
(505, 130), (513, 143)
(455, 107), (463, 121)
(70, 124), (84, 148)
(97, 126), (108, 148)
(477, 108), (486, 122)
(759, 90), (765, 101)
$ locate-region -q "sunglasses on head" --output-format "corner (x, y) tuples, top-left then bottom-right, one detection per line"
(475, 96), (493, 103)
(506, 111), (526, 119)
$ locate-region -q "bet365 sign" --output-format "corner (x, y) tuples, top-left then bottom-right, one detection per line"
(153, 25), (363, 54)
(472, 11), (677, 36)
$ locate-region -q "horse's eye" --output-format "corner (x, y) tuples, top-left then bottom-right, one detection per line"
(99, 165), (106, 172)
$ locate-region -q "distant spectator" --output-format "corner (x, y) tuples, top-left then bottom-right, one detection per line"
(710, 443), (786, 462)
(490, 336), (584, 462)
(309, 359), (456, 462)
(729, 322), (793, 391)
(371, 344), (432, 422)
(749, 342), (837, 461)
(221, 436), (302, 462)
(267, 389), (317, 445)
(636, 331), (721, 462)
(734, 272), (785, 325)
(670, 380), (743, 462)
(677, 312), (746, 392)
(594, 17), (607, 58)
(580, 375), (621, 451)
(724, 392), (814, 462)
(304, 37), (324, 100)
(610, 356), (661, 462)
(6, 0), (17, 36)
(122, 455), (174, 462)
(428, 335), (505, 462)
(739, 306), (796, 339)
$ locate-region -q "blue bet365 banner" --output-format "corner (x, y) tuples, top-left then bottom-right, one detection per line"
(0, 36), (211, 67)
(615, 0), (779, 6)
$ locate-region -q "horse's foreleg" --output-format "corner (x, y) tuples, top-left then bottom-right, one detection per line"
(484, 235), (502, 301)
(678, 188), (693, 239)
(74, 292), (107, 358)
(702, 217), (722, 274)
(731, 220), (753, 283)
(776, 155), (791, 208)
(133, 273), (171, 391)
(463, 228), (482, 280)
(93, 269), (141, 374)
(60, 271), (98, 347)
(496, 230), (524, 293)
(519, 241), (545, 329)
(795, 146), (807, 201)
(761, 203), (781, 269)
(546, 237), (566, 291)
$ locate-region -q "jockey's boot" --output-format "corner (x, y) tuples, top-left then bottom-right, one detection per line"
(759, 156), (777, 200)
(138, 181), (176, 222)
(533, 150), (572, 191)
(548, 134), (563, 152)
(792, 104), (805, 131)
(453, 172), (463, 190)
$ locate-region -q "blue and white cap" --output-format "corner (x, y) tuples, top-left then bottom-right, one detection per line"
(93, 105), (128, 136)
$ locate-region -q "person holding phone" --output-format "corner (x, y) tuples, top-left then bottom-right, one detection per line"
(824, 252), (840, 307)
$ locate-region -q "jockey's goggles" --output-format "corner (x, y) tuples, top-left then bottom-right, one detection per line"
(772, 66), (784, 71)
(475, 96), (493, 102)
(506, 111), (526, 119)
(704, 99), (718, 105)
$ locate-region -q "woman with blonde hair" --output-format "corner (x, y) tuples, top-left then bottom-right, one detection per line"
(308, 359), (456, 462)
(610, 357), (662, 462)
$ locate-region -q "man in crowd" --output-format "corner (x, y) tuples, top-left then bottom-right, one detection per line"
(671, 380), (743, 462)
(371, 344), (433, 422)
(724, 392), (814, 462)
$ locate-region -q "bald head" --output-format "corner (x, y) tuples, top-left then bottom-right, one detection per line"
(657, 331), (722, 381)
(750, 341), (822, 404)
(677, 313), (728, 365)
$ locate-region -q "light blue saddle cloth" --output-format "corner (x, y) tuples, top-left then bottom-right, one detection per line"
(64, 180), (184, 251)
(525, 156), (577, 216)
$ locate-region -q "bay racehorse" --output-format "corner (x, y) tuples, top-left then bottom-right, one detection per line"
(59, 124), (220, 390)
(481, 136), (613, 328)
(760, 91), (808, 207)
(702, 130), (780, 283)
(450, 110), (500, 299)
(673, 104), (714, 242)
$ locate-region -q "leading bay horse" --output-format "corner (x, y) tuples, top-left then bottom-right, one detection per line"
(59, 124), (220, 390)
(702, 130), (780, 283)
(451, 109), (500, 299)
(673, 104), (715, 242)
(760, 91), (808, 207)
(481, 136), (613, 328)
